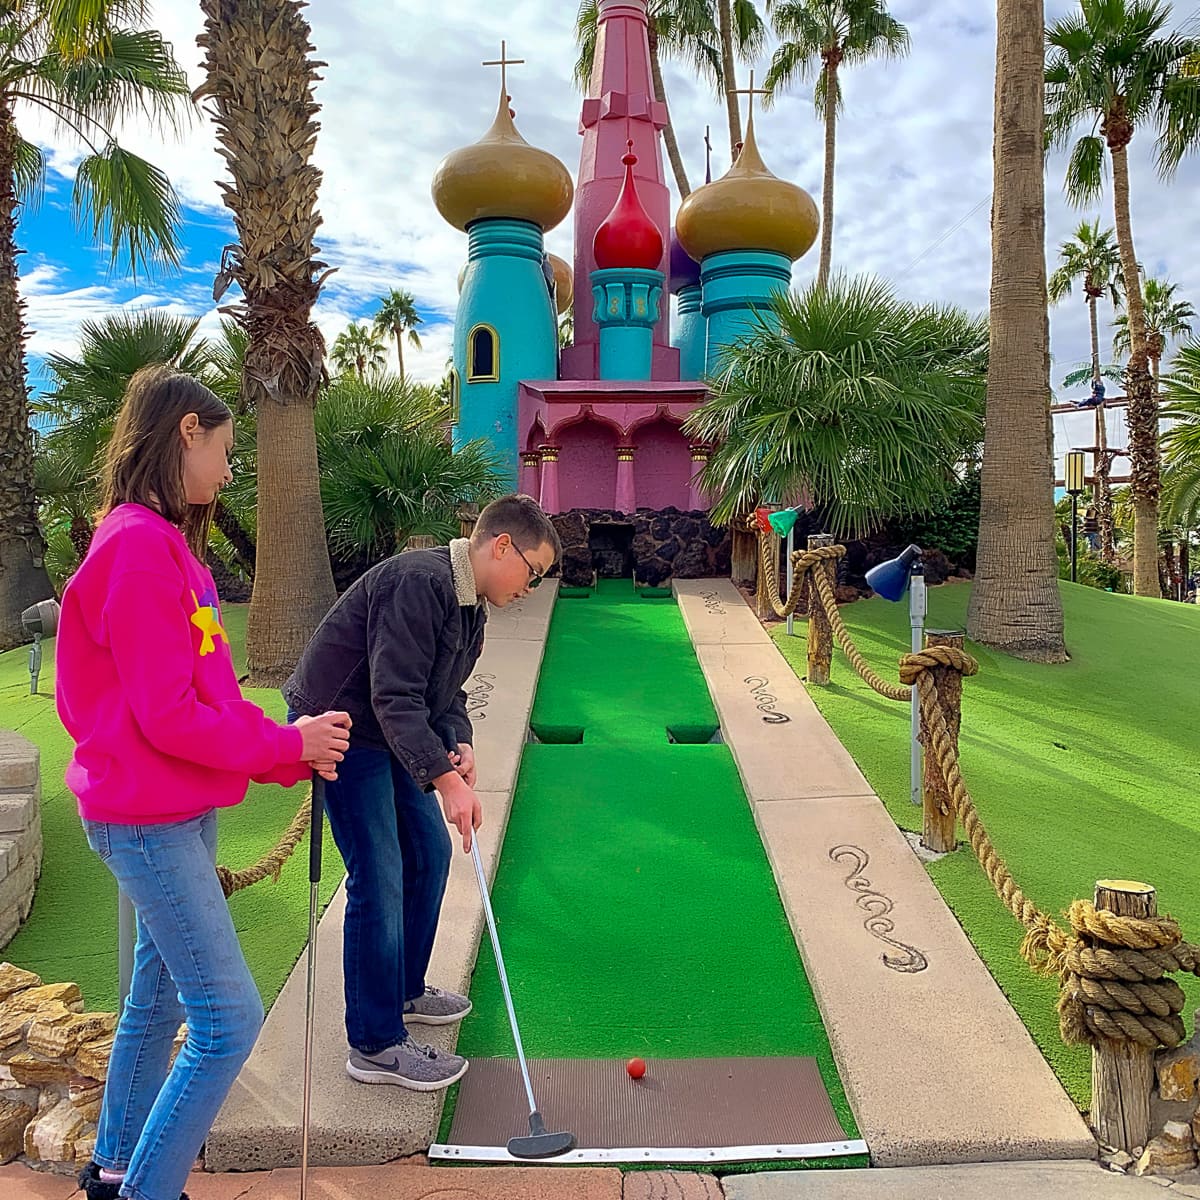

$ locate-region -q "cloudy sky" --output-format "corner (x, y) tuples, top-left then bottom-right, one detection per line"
(16, 0), (1200, 474)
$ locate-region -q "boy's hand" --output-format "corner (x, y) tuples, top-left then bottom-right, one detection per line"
(434, 771), (483, 852)
(450, 742), (477, 787)
(295, 711), (352, 766)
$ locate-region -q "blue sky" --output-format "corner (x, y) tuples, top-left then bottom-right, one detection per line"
(15, 0), (1200, 480)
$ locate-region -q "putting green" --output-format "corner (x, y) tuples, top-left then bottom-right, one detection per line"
(453, 580), (859, 1153)
(0, 604), (344, 1013)
(772, 581), (1200, 1109)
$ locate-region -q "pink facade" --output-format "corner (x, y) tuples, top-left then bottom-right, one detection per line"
(518, 381), (709, 514)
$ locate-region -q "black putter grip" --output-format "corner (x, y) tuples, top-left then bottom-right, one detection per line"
(309, 775), (325, 884)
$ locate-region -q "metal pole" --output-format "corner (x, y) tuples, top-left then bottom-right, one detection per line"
(909, 566), (927, 806)
(785, 528), (795, 637)
(118, 890), (135, 1011)
(1070, 494), (1079, 582)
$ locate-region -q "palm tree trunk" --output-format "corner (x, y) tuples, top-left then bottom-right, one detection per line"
(717, 0), (741, 161)
(213, 497), (256, 575)
(198, 0), (338, 685)
(0, 97), (53, 649)
(966, 0), (1066, 661)
(648, 37), (690, 198)
(816, 58), (838, 291)
(1088, 295), (1100, 383)
(1087, 294), (1116, 559)
(394, 327), (406, 382)
(1109, 141), (1160, 598)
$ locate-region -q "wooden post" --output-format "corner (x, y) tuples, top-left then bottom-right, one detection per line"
(920, 630), (962, 853)
(731, 516), (758, 589)
(806, 534), (834, 685)
(458, 502), (480, 539)
(1091, 879), (1157, 1154)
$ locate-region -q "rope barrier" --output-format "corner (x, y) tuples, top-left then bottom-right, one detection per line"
(215, 784), (313, 898)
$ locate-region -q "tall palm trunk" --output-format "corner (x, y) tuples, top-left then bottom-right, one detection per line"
(816, 54), (839, 290)
(393, 327), (406, 382)
(1108, 131), (1159, 597)
(198, 0), (337, 685)
(0, 98), (53, 648)
(213, 497), (256, 576)
(967, 0), (1066, 661)
(717, 0), (741, 160)
(1087, 293), (1117, 560)
(648, 30), (690, 197)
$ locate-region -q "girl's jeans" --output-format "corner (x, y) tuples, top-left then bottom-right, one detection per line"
(82, 811), (263, 1200)
(322, 743), (452, 1054)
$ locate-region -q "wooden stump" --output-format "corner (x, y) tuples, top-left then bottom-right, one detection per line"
(731, 522), (757, 589)
(1090, 880), (1157, 1154)
(457, 502), (480, 540)
(806, 534), (834, 686)
(920, 631), (963, 853)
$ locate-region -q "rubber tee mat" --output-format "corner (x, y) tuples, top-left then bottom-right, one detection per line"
(431, 1056), (866, 1164)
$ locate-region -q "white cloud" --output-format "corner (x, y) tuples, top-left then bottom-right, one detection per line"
(15, 0), (1200, 433)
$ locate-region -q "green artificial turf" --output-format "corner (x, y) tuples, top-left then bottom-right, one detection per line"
(771, 580), (1200, 1110)
(451, 579), (862, 1165)
(0, 603), (345, 1014)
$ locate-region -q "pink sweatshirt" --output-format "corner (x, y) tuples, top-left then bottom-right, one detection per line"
(56, 504), (307, 824)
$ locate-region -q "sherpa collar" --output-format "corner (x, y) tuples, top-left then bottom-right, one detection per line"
(449, 538), (479, 607)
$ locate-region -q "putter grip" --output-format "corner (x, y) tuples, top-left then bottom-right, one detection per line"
(309, 775), (325, 883)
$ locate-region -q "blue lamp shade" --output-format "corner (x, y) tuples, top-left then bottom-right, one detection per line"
(865, 544), (923, 602)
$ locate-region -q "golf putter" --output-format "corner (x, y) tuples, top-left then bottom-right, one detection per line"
(440, 727), (575, 1158)
(299, 774), (325, 1200)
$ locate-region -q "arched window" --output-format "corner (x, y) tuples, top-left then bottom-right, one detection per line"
(467, 324), (499, 382)
(448, 368), (461, 423)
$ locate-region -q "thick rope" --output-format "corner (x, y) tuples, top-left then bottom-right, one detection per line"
(903, 651), (1200, 1049)
(216, 785), (313, 898)
(752, 522), (912, 701)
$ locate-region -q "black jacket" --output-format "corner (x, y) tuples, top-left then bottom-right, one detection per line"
(283, 547), (486, 787)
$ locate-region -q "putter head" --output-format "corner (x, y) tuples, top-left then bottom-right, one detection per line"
(506, 1129), (576, 1159)
(507, 1110), (576, 1159)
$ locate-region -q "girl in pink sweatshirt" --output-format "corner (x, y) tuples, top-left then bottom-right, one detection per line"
(56, 365), (350, 1200)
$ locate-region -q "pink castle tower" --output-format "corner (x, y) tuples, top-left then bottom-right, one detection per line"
(559, 0), (679, 381)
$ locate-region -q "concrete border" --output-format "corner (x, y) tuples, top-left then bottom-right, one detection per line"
(674, 579), (1096, 1167)
(206, 583), (559, 1170)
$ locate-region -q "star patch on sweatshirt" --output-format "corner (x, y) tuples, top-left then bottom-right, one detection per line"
(190, 589), (229, 657)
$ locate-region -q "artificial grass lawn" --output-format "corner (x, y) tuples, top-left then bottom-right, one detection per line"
(451, 579), (861, 1162)
(0, 603), (345, 1014)
(772, 580), (1200, 1110)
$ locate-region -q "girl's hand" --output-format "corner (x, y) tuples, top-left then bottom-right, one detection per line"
(295, 711), (351, 765)
(310, 759), (340, 782)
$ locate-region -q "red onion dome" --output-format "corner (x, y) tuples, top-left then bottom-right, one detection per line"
(593, 142), (664, 271)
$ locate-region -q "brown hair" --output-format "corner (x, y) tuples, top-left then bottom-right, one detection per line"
(101, 365), (232, 559)
(472, 493), (561, 563)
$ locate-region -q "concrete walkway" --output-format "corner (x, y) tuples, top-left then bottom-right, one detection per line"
(205, 583), (561, 1170)
(673, 580), (1096, 1167)
(5, 1158), (1198, 1199)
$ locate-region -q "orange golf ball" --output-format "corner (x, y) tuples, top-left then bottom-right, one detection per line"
(626, 1057), (646, 1080)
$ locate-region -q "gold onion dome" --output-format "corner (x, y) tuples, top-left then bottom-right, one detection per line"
(432, 86), (574, 233)
(675, 115), (818, 262)
(546, 253), (573, 314)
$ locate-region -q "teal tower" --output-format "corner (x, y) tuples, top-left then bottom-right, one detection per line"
(589, 143), (665, 382)
(432, 81), (574, 486)
(675, 109), (819, 375)
(669, 233), (705, 381)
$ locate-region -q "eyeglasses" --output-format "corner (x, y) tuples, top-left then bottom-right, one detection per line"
(508, 539), (544, 589)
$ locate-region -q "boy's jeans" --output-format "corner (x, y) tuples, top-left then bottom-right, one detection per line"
(322, 743), (452, 1054)
(82, 811), (263, 1200)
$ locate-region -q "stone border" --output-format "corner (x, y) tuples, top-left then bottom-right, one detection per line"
(0, 733), (42, 952)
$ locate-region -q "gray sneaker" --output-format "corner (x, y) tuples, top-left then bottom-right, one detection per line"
(404, 985), (472, 1026)
(346, 1039), (468, 1091)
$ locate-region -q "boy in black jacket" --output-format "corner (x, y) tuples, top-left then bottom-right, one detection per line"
(284, 494), (560, 1090)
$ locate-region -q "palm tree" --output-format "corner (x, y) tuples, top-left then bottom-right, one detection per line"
(967, 0), (1065, 661)
(765, 0), (910, 291)
(717, 0), (768, 161)
(314, 375), (506, 559)
(1045, 0), (1200, 598)
(197, 0), (339, 685)
(1161, 340), (1200, 530)
(683, 276), (987, 535)
(331, 322), (387, 381)
(372, 289), (423, 381)
(0, 1), (189, 650)
(1047, 219), (1122, 560)
(1113, 276), (1195, 388)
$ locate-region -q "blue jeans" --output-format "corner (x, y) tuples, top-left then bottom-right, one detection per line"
(83, 812), (263, 1200)
(323, 743), (452, 1054)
